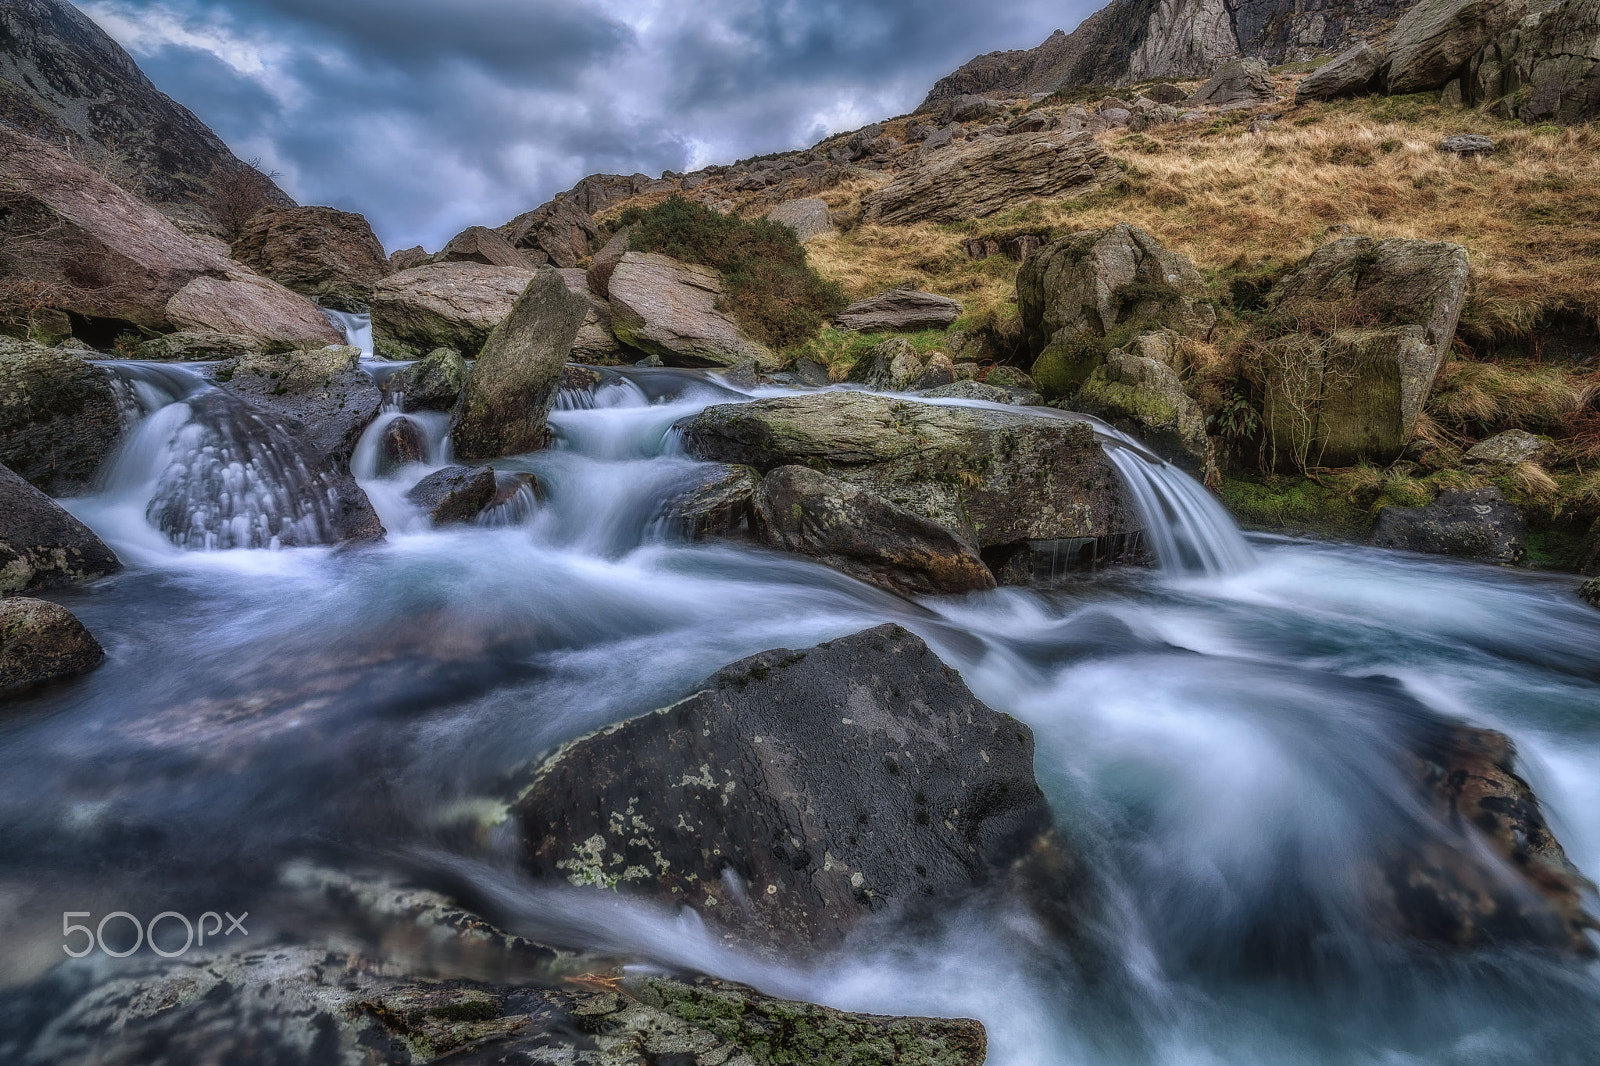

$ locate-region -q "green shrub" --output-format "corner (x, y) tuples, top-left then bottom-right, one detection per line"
(616, 196), (845, 351)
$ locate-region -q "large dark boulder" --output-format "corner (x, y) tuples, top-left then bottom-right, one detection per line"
(450, 268), (588, 460)
(753, 465), (995, 594)
(0, 595), (102, 689)
(516, 625), (1058, 954)
(0, 461), (119, 593)
(229, 206), (393, 308)
(680, 391), (1140, 555)
(1383, 0), (1529, 93)
(1371, 487), (1525, 563)
(0, 339), (120, 495)
(219, 345), (381, 470)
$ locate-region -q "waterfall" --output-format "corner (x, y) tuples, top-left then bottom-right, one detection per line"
(322, 308), (374, 357)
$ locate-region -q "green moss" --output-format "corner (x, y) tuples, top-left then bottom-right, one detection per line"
(1218, 473), (1372, 537)
(1031, 333), (1109, 399)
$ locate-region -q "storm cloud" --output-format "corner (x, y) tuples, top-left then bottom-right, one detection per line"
(81, 0), (1092, 251)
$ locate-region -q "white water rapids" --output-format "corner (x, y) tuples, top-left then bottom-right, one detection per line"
(2, 358), (1597, 1064)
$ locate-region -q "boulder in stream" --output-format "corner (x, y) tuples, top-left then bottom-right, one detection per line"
(1371, 486), (1525, 563)
(450, 268), (589, 461)
(0, 595), (103, 690)
(0, 338), (121, 496)
(0, 461), (120, 594)
(392, 346), (469, 412)
(406, 465), (497, 525)
(516, 624), (1059, 954)
(370, 261), (534, 359)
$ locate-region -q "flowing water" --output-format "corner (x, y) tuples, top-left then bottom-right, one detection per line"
(2, 364), (1598, 1064)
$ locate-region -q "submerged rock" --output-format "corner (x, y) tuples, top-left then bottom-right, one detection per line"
(753, 465), (996, 594)
(0, 339), (121, 496)
(659, 463), (761, 537)
(375, 415), (428, 473)
(516, 624), (1057, 954)
(406, 465), (498, 525)
(450, 268), (589, 461)
(0, 595), (103, 690)
(0, 461), (120, 594)
(681, 391), (1139, 556)
(1371, 487), (1526, 563)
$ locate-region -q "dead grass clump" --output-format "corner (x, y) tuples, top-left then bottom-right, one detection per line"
(1426, 360), (1594, 436)
(1510, 460), (1561, 499)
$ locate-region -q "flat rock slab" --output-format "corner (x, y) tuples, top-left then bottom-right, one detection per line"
(516, 624), (1055, 954)
(607, 251), (777, 370)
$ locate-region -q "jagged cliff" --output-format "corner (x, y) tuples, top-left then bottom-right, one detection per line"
(923, 0), (1412, 101)
(0, 0), (291, 228)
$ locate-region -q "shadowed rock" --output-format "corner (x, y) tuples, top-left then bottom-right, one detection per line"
(0, 461), (119, 594)
(231, 206), (393, 308)
(1296, 42), (1386, 102)
(0, 339), (120, 495)
(1384, 0), (1529, 94)
(0, 596), (102, 690)
(1371, 487), (1526, 563)
(1463, 0), (1600, 123)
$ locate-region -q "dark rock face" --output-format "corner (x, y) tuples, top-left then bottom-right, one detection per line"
(0, 594), (102, 689)
(1371, 487), (1526, 563)
(230, 206), (393, 306)
(1382, 723), (1598, 953)
(0, 339), (119, 495)
(516, 625), (1056, 954)
(451, 269), (589, 461)
(0, 0), (291, 229)
(0, 460), (119, 594)
(835, 288), (964, 332)
(754, 465), (996, 594)
(1383, 0), (1529, 94)
(375, 415), (428, 473)
(681, 391), (1140, 553)
(393, 346), (469, 411)
(406, 465), (497, 525)
(586, 226), (631, 300)
(658, 463), (760, 538)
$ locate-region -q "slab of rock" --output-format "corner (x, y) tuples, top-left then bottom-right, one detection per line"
(436, 224), (534, 269)
(681, 391), (1139, 551)
(451, 268), (588, 460)
(516, 625), (1054, 953)
(1464, 428), (1554, 467)
(557, 267), (626, 364)
(0, 461), (120, 594)
(607, 251), (777, 370)
(1186, 57), (1277, 107)
(406, 465), (497, 525)
(1384, 0), (1529, 94)
(765, 197), (834, 241)
(1371, 487), (1525, 563)
(1438, 133), (1497, 154)
(134, 331), (267, 361)
(754, 465), (995, 594)
(1075, 347), (1211, 472)
(0, 596), (103, 689)
(370, 261), (534, 359)
(860, 131), (1121, 225)
(941, 94), (1009, 122)
(230, 206), (393, 307)
(836, 288), (964, 332)
(1296, 42), (1386, 102)
(0, 128), (339, 347)
(1019, 224), (1215, 394)
(392, 346), (468, 411)
(585, 226), (631, 299)
(0, 339), (121, 496)
(1463, 0), (1600, 123)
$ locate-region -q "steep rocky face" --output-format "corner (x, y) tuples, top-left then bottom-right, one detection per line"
(0, 0), (291, 229)
(922, 0), (1411, 99)
(1463, 0), (1600, 122)
(230, 206), (393, 308)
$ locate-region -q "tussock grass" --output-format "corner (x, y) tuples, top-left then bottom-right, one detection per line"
(1426, 359), (1596, 436)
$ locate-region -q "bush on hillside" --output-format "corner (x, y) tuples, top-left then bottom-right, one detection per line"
(616, 196), (844, 351)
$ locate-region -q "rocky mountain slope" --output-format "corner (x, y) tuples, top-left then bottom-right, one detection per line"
(923, 0), (1412, 99)
(0, 0), (291, 230)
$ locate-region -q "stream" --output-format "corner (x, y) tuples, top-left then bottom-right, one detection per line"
(2, 355), (1598, 1064)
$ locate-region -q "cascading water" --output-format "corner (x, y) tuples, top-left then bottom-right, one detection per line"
(321, 307), (374, 357)
(7, 362), (1600, 1066)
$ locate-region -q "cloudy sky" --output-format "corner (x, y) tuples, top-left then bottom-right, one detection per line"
(80, 0), (1094, 252)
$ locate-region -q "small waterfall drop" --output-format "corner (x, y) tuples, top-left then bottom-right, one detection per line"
(322, 308), (374, 357)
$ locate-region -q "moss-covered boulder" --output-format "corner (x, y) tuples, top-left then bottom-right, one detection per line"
(393, 347), (468, 412)
(1074, 347), (1211, 472)
(0, 338), (121, 496)
(0, 596), (103, 690)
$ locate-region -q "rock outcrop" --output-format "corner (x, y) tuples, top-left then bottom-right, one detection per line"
(1371, 486), (1526, 562)
(451, 268), (588, 460)
(607, 251), (777, 370)
(516, 625), (1056, 953)
(1383, 0), (1529, 94)
(0, 0), (291, 229)
(1463, 0), (1600, 123)
(229, 206), (393, 309)
(765, 197), (834, 241)
(836, 288), (964, 332)
(0, 594), (102, 689)
(682, 391), (1139, 555)
(369, 261), (534, 359)
(1295, 41), (1387, 102)
(0, 128), (341, 346)
(497, 193), (602, 268)
(860, 131), (1121, 225)
(753, 465), (996, 594)
(1250, 236), (1470, 466)
(0, 460), (119, 594)
(0, 338), (119, 495)
(406, 465), (498, 525)
(437, 224), (534, 269)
